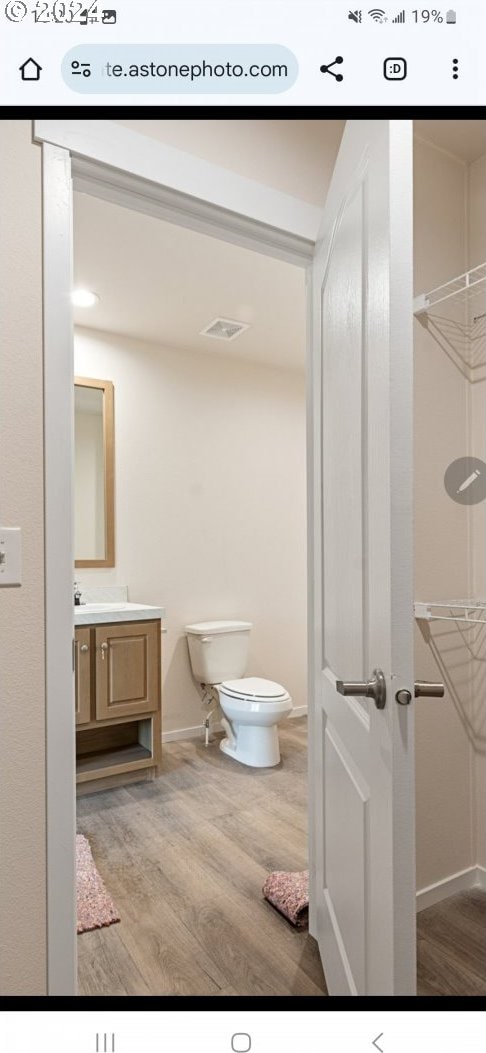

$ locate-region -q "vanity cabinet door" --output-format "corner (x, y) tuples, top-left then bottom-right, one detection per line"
(75, 627), (92, 725)
(95, 620), (160, 720)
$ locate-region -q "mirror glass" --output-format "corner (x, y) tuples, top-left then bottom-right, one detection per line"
(74, 378), (115, 567)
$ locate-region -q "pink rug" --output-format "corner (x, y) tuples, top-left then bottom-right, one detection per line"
(76, 834), (120, 935)
(263, 869), (309, 929)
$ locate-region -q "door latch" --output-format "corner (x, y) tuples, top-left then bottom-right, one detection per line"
(395, 681), (445, 705)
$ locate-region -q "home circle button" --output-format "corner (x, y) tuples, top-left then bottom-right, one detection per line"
(232, 1035), (251, 1053)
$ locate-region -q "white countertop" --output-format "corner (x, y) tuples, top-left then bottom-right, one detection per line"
(74, 602), (165, 626)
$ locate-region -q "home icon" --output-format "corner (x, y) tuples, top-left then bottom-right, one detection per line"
(19, 58), (42, 81)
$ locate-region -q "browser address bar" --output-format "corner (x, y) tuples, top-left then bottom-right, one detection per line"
(63, 43), (298, 93)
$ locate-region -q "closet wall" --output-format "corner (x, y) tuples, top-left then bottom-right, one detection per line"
(469, 151), (486, 874)
(414, 134), (486, 896)
(414, 136), (472, 894)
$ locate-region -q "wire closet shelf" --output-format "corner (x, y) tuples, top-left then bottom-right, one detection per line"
(414, 261), (486, 319)
(414, 601), (486, 626)
(413, 269), (486, 625)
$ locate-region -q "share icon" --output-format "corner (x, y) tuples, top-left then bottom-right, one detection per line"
(320, 56), (344, 81)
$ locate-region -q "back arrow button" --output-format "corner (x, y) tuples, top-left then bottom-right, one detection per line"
(372, 1036), (384, 1053)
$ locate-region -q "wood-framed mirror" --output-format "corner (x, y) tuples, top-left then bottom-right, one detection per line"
(74, 377), (115, 568)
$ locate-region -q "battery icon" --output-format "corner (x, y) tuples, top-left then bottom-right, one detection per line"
(446, 9), (457, 22)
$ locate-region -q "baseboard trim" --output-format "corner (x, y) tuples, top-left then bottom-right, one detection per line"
(162, 706), (307, 743)
(476, 866), (486, 891)
(162, 722), (223, 743)
(416, 865), (485, 912)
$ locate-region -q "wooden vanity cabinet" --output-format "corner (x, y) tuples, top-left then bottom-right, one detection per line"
(74, 619), (162, 794)
(95, 621), (159, 720)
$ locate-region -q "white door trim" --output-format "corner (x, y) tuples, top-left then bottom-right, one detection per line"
(43, 142), (77, 995)
(34, 119), (320, 251)
(42, 120), (314, 994)
(70, 156), (314, 266)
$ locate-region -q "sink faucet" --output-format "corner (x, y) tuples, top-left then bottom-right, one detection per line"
(74, 581), (82, 606)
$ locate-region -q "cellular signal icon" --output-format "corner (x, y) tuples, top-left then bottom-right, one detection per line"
(393, 9), (406, 22)
(348, 10), (362, 22)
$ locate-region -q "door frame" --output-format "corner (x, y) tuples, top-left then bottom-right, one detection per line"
(39, 118), (319, 994)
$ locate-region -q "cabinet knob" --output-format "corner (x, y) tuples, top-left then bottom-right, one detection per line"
(100, 641), (108, 660)
(80, 643), (89, 653)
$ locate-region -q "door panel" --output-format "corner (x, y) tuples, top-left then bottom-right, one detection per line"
(308, 120), (415, 995)
(324, 723), (368, 992)
(95, 620), (159, 719)
(322, 184), (366, 685)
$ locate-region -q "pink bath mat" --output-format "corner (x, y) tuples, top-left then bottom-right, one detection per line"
(263, 869), (309, 929)
(76, 834), (120, 935)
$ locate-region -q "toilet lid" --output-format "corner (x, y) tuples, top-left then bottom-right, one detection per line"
(221, 677), (290, 702)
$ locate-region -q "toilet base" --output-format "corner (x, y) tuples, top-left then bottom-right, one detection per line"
(220, 723), (281, 768)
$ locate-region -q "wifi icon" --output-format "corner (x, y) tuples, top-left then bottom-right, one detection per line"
(368, 8), (387, 21)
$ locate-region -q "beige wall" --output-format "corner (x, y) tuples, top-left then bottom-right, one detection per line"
(74, 328), (307, 736)
(413, 137), (476, 890)
(0, 122), (47, 993)
(468, 153), (486, 270)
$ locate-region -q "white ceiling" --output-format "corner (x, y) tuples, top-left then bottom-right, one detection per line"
(73, 192), (306, 371)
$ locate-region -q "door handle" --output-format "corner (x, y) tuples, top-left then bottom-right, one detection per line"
(414, 681), (444, 698)
(395, 681), (445, 705)
(335, 668), (386, 710)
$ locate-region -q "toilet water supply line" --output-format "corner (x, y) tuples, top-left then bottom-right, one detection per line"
(201, 684), (219, 746)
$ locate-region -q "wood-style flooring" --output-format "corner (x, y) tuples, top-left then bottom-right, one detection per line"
(417, 888), (486, 996)
(77, 717), (486, 997)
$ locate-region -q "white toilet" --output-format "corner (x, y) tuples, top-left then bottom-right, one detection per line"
(185, 620), (292, 768)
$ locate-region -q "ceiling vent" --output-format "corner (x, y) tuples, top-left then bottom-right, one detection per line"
(200, 317), (251, 342)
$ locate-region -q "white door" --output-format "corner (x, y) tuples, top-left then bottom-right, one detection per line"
(308, 120), (416, 995)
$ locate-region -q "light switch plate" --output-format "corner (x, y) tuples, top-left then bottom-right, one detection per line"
(0, 527), (22, 586)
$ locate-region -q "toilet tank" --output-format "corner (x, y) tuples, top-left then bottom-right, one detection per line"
(185, 620), (252, 684)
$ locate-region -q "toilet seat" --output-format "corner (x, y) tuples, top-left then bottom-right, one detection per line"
(220, 676), (291, 703)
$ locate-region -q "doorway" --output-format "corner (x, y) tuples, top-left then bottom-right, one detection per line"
(72, 186), (315, 993)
